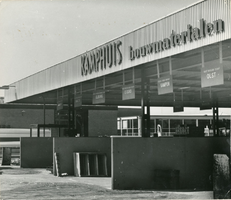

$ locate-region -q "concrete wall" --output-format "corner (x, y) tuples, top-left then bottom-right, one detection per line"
(88, 110), (117, 137)
(111, 137), (229, 190)
(21, 137), (53, 168)
(53, 137), (111, 176)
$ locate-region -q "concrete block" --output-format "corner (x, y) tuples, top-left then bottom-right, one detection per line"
(213, 154), (231, 199)
(20, 138), (53, 168)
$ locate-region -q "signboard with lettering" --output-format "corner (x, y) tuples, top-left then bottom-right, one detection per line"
(157, 75), (173, 95)
(57, 98), (63, 111)
(173, 101), (184, 112)
(200, 100), (212, 110)
(130, 19), (225, 62)
(92, 90), (105, 104)
(122, 84), (135, 100)
(74, 95), (82, 108)
(201, 64), (224, 88)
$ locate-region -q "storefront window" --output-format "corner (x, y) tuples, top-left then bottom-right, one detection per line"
(133, 118), (138, 128)
(170, 119), (182, 134)
(127, 119), (133, 136)
(118, 115), (231, 137)
(133, 118), (138, 135)
(120, 118), (139, 136)
(121, 120), (127, 135)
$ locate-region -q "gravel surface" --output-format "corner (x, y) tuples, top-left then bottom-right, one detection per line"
(0, 166), (213, 199)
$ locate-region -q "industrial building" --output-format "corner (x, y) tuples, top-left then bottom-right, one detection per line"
(1, 0), (231, 190)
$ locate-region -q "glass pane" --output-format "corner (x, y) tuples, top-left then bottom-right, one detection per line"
(133, 119), (138, 128)
(128, 129), (133, 134)
(133, 128), (138, 134)
(117, 120), (121, 129)
(128, 120), (132, 128)
(122, 120), (127, 129)
(122, 129), (127, 136)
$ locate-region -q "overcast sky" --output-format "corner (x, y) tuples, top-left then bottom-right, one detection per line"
(1, 0), (230, 116)
(0, 0), (202, 97)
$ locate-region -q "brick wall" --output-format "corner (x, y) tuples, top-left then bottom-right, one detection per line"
(0, 108), (54, 128)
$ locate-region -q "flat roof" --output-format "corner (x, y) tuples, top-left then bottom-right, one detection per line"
(4, 0), (231, 110)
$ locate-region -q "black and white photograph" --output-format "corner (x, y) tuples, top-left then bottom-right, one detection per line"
(0, 0), (231, 199)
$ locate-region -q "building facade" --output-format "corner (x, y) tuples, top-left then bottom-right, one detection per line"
(2, 0), (231, 190)
(4, 1), (231, 138)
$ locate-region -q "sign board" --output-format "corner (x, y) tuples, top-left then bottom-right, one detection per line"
(122, 84), (135, 100)
(92, 90), (105, 104)
(74, 95), (82, 108)
(201, 64), (224, 88)
(173, 101), (184, 112)
(57, 98), (63, 111)
(200, 100), (212, 110)
(157, 75), (173, 95)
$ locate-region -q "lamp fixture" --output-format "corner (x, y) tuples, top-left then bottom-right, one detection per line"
(0, 85), (15, 90)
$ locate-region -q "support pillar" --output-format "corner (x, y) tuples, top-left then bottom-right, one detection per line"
(40, 96), (46, 136)
(141, 70), (150, 137)
(37, 126), (40, 137)
(213, 100), (219, 137)
(43, 98), (46, 136)
(68, 88), (75, 136)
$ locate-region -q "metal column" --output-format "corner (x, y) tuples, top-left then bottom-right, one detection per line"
(141, 70), (150, 137)
(41, 96), (46, 136)
(68, 88), (75, 136)
(213, 100), (219, 137)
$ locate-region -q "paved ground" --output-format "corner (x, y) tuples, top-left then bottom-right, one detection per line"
(0, 166), (213, 199)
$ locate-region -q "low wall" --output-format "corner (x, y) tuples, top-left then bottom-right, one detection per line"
(53, 137), (111, 176)
(21, 137), (53, 168)
(111, 137), (229, 190)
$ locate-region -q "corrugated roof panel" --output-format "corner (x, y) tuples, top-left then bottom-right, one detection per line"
(5, 0), (231, 103)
